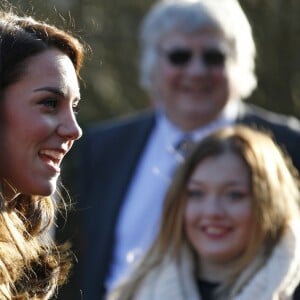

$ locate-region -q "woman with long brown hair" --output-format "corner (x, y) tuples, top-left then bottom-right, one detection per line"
(0, 7), (85, 299)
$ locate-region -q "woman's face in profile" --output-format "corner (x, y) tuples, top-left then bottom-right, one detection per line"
(0, 48), (82, 198)
(153, 30), (236, 131)
(184, 152), (254, 269)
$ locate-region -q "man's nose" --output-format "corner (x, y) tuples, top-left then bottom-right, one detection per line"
(185, 55), (208, 75)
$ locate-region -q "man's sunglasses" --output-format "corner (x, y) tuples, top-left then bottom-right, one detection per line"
(162, 48), (226, 68)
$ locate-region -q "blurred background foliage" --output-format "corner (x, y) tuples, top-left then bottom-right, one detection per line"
(8, 0), (300, 127)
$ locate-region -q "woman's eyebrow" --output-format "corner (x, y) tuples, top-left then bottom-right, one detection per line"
(33, 86), (66, 97)
(33, 86), (81, 101)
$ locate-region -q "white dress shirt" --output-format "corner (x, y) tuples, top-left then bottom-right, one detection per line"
(105, 100), (240, 291)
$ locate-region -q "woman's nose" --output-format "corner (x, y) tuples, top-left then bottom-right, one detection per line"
(57, 111), (82, 141)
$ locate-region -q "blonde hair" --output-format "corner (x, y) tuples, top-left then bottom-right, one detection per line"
(111, 125), (300, 299)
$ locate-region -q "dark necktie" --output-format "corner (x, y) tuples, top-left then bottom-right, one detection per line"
(175, 135), (196, 157)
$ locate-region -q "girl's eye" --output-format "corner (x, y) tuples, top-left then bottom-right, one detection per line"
(186, 189), (205, 199)
(226, 190), (247, 200)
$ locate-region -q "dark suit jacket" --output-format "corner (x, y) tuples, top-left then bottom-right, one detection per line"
(57, 103), (300, 300)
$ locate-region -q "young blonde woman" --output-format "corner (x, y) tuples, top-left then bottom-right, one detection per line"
(109, 125), (300, 300)
(0, 7), (85, 299)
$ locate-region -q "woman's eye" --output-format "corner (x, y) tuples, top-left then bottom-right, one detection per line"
(72, 103), (80, 114)
(40, 98), (58, 110)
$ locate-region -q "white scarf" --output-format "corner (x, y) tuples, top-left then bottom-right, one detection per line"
(115, 220), (300, 300)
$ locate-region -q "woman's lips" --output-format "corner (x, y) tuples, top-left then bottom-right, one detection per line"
(39, 149), (64, 173)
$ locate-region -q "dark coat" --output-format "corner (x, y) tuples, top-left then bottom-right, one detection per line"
(57, 103), (300, 300)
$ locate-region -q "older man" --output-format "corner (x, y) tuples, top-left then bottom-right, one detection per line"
(62, 0), (300, 299)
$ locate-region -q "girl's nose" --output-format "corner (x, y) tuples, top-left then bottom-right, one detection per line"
(202, 196), (225, 216)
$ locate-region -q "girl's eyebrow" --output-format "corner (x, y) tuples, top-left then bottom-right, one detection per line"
(188, 179), (248, 185)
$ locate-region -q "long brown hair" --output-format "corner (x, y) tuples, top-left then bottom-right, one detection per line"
(0, 8), (85, 299)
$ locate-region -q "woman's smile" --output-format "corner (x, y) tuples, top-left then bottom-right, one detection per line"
(38, 148), (67, 173)
(0, 49), (82, 197)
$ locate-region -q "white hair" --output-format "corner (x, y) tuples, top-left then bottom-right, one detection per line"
(139, 0), (257, 99)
